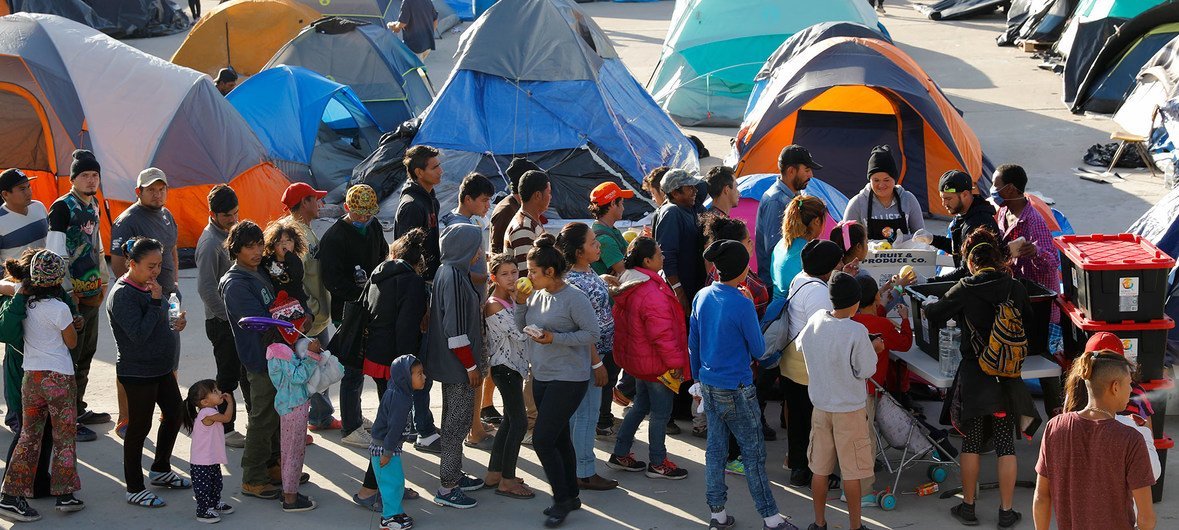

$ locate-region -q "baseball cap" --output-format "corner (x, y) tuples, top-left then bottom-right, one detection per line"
(1085, 331), (1126, 355)
(0, 168), (36, 193)
(939, 170), (974, 194)
(345, 184), (379, 217)
(281, 182), (327, 209)
(590, 182), (634, 206)
(136, 167), (168, 188)
(659, 169), (703, 194)
(214, 67), (238, 84)
(778, 145), (823, 171)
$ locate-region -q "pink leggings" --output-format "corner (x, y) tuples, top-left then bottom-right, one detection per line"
(279, 402), (310, 494)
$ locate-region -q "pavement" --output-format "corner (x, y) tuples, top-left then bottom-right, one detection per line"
(6, 1), (1175, 529)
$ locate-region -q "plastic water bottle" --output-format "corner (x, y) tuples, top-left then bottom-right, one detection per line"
(923, 295), (938, 344)
(168, 293), (181, 329)
(353, 265), (367, 286)
(939, 319), (961, 378)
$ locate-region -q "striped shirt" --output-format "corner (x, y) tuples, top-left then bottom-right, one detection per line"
(0, 201), (48, 262)
(505, 209), (545, 273)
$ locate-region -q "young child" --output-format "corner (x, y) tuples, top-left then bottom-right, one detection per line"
(1034, 351), (1157, 530)
(266, 339), (318, 512)
(0, 250), (83, 522)
(688, 240), (792, 530)
(482, 254), (533, 499)
(371, 355), (428, 530)
(852, 275), (913, 405)
(182, 379), (236, 524)
(795, 272), (880, 530)
(261, 220), (310, 312)
(608, 236), (689, 480)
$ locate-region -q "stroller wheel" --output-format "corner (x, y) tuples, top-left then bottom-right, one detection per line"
(928, 465), (948, 483)
(878, 492), (897, 511)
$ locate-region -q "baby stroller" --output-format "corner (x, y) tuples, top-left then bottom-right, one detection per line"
(869, 379), (959, 510)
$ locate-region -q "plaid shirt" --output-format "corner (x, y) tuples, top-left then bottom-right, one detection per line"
(998, 204), (1060, 294)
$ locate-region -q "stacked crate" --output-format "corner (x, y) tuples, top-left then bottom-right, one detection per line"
(1055, 234), (1175, 502)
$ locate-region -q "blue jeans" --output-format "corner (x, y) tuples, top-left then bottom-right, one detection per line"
(613, 379), (673, 464)
(702, 384), (779, 517)
(569, 380), (601, 479)
(340, 365), (365, 434)
(413, 379), (437, 438)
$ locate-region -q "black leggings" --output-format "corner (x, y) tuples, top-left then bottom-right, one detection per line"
(120, 373), (182, 493)
(961, 414), (1016, 457)
(533, 379), (587, 504)
(782, 378), (813, 471)
(488, 366), (527, 478)
(597, 352), (621, 428)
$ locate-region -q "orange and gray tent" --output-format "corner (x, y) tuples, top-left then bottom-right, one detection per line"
(0, 13), (290, 248)
(171, 0), (321, 78)
(733, 37), (992, 217)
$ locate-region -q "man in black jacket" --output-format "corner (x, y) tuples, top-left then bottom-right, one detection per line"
(319, 184), (387, 448)
(394, 145), (442, 281)
(931, 170), (998, 283)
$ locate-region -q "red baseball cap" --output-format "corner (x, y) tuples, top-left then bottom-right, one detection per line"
(1085, 331), (1125, 355)
(281, 182), (327, 209)
(590, 182), (634, 206)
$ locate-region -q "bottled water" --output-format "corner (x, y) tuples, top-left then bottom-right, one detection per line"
(168, 293), (181, 329)
(353, 265), (367, 286)
(939, 319), (961, 378)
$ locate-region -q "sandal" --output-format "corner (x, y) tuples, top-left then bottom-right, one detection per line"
(463, 434), (494, 449)
(494, 483), (535, 499)
(127, 490), (166, 508)
(149, 470), (192, 489)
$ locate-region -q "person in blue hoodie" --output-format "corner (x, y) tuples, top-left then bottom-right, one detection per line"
(369, 355), (427, 530)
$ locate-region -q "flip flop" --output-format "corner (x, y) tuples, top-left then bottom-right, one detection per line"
(464, 435), (494, 450)
(494, 486), (535, 500)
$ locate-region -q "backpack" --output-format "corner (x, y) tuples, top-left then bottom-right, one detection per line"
(969, 295), (1028, 378)
(760, 279), (823, 365)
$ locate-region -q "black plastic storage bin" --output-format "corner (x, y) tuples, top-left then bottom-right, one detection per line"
(1059, 298), (1174, 381)
(906, 279), (1055, 359)
(1056, 234), (1174, 323)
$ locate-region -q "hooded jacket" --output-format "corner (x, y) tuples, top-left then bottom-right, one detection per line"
(365, 259), (428, 368)
(612, 267), (689, 381)
(320, 217), (387, 321)
(924, 270), (1042, 438)
(220, 264), (277, 373)
(422, 224), (485, 384)
(266, 342), (313, 416)
(393, 180), (441, 280)
(370, 355), (417, 456)
(931, 195), (998, 283)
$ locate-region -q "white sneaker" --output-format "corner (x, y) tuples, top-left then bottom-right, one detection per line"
(224, 431), (246, 448)
(362, 418), (374, 431)
(341, 429), (373, 448)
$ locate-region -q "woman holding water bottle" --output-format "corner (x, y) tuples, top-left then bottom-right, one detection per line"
(923, 227), (1040, 528)
(107, 237), (192, 507)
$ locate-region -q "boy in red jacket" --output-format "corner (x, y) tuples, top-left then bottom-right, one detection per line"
(852, 276), (912, 402)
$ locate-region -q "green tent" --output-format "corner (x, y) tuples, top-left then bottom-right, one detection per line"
(1057, 0), (1165, 60)
(647, 0), (882, 127)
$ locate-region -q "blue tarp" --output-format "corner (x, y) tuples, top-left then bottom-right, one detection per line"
(735, 173), (851, 221)
(445, 0), (475, 20)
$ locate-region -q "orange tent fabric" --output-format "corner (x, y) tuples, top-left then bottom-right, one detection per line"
(171, 0), (322, 77)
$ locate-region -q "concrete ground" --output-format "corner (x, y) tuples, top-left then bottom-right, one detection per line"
(6, 0), (1175, 529)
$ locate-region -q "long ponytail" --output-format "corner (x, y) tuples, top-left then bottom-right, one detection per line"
(1063, 350), (1135, 412)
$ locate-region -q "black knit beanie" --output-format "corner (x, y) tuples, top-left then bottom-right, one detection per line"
(703, 240), (749, 282)
(829, 272), (861, 310)
(866, 145), (898, 180)
(70, 149), (100, 179)
(208, 186), (239, 214)
(801, 239), (843, 277)
(505, 157), (540, 195)
(856, 275), (880, 308)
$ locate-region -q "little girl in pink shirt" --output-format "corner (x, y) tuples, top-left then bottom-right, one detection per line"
(182, 379), (236, 524)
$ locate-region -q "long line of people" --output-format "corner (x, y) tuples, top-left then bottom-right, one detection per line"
(0, 141), (1160, 530)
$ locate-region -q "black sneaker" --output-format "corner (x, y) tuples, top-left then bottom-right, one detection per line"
(282, 493), (317, 512)
(0, 494), (40, 522)
(479, 406), (503, 425)
(55, 493), (85, 512)
(709, 514), (735, 530)
(414, 437), (442, 454)
(606, 453), (646, 472)
(763, 424), (777, 441)
(789, 468), (811, 487)
(195, 509), (221, 524)
(76, 424), (98, 442)
(77, 410), (111, 425)
(950, 502), (980, 526)
(665, 420), (681, 435)
(381, 513), (414, 529)
(998, 508), (1022, 529)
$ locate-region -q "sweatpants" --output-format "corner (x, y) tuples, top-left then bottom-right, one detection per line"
(439, 382), (475, 488)
(278, 402), (309, 494)
(120, 372), (182, 493)
(371, 455), (406, 518)
(191, 464), (223, 516)
(2, 371), (79, 497)
(241, 371), (280, 486)
(533, 379), (587, 504)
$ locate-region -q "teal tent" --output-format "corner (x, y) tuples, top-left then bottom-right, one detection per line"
(647, 0), (882, 127)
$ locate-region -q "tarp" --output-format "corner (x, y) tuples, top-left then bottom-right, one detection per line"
(1000, 0), (1077, 45)
(647, 0), (881, 127)
(918, 0), (1010, 20)
(228, 65), (382, 196)
(1129, 183), (1179, 258)
(170, 0), (321, 78)
(265, 17), (434, 131)
(0, 14), (289, 248)
(1067, 2), (1179, 114)
(1115, 33), (1179, 135)
(414, 0), (698, 219)
(11, 0), (191, 38)
(732, 37), (993, 217)
(999, 0), (1035, 45)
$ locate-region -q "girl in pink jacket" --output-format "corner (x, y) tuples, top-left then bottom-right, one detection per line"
(606, 237), (690, 480)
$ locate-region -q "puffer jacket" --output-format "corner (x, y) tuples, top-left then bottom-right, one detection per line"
(611, 267), (689, 382)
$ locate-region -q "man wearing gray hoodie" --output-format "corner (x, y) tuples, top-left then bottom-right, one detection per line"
(423, 224), (487, 509)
